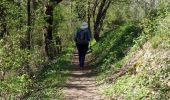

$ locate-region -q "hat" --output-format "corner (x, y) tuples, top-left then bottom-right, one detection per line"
(80, 22), (88, 29)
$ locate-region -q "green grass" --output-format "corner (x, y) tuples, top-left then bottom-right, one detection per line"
(0, 47), (74, 100)
(26, 48), (74, 99)
(92, 12), (170, 100)
(91, 22), (141, 78)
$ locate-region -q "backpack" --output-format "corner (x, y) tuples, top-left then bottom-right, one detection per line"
(76, 29), (88, 44)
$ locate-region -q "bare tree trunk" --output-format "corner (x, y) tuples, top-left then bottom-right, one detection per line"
(27, 0), (32, 50)
(93, 0), (111, 41)
(87, 0), (92, 33)
(44, 0), (63, 60)
(45, 3), (54, 60)
(0, 5), (7, 38)
(1, 21), (7, 38)
(92, 0), (99, 24)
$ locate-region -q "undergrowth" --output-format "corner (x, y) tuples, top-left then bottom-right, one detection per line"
(0, 48), (74, 100)
(26, 48), (74, 99)
(91, 22), (141, 80)
(92, 10), (170, 100)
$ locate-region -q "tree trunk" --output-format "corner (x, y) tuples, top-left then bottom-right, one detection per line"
(44, 0), (63, 60)
(93, 0), (111, 41)
(87, 0), (92, 34)
(45, 3), (54, 59)
(27, 0), (31, 50)
(1, 21), (7, 38)
(0, 5), (7, 38)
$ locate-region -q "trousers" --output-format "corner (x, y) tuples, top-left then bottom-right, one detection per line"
(76, 43), (89, 67)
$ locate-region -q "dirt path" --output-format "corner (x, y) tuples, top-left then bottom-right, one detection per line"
(63, 52), (104, 100)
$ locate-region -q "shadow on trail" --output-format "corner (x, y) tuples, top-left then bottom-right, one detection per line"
(67, 72), (96, 78)
(63, 51), (103, 100)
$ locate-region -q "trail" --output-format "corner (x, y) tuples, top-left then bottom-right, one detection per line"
(63, 52), (104, 100)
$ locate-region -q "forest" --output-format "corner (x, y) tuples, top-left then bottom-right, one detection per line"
(0, 0), (170, 99)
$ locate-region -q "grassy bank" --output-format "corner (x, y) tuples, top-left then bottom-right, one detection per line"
(92, 13), (170, 99)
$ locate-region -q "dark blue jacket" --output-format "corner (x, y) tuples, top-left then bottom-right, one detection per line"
(74, 28), (91, 42)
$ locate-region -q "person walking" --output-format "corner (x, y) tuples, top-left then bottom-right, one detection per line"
(74, 22), (91, 69)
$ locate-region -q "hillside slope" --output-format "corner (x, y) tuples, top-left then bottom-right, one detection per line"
(92, 13), (170, 100)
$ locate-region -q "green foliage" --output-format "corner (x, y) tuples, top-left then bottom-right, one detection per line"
(1, 0), (170, 99)
(92, 22), (141, 73)
(94, 4), (170, 100)
(105, 52), (169, 99)
(0, 74), (31, 96)
(0, 1), (74, 99)
(26, 48), (73, 99)
(74, 0), (87, 21)
(100, 75), (149, 100)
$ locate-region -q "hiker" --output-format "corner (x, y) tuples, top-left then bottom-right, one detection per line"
(74, 22), (91, 68)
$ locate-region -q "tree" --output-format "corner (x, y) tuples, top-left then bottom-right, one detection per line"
(0, 2), (8, 38)
(45, 0), (62, 60)
(27, 0), (32, 50)
(86, 0), (111, 41)
(93, 0), (111, 41)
